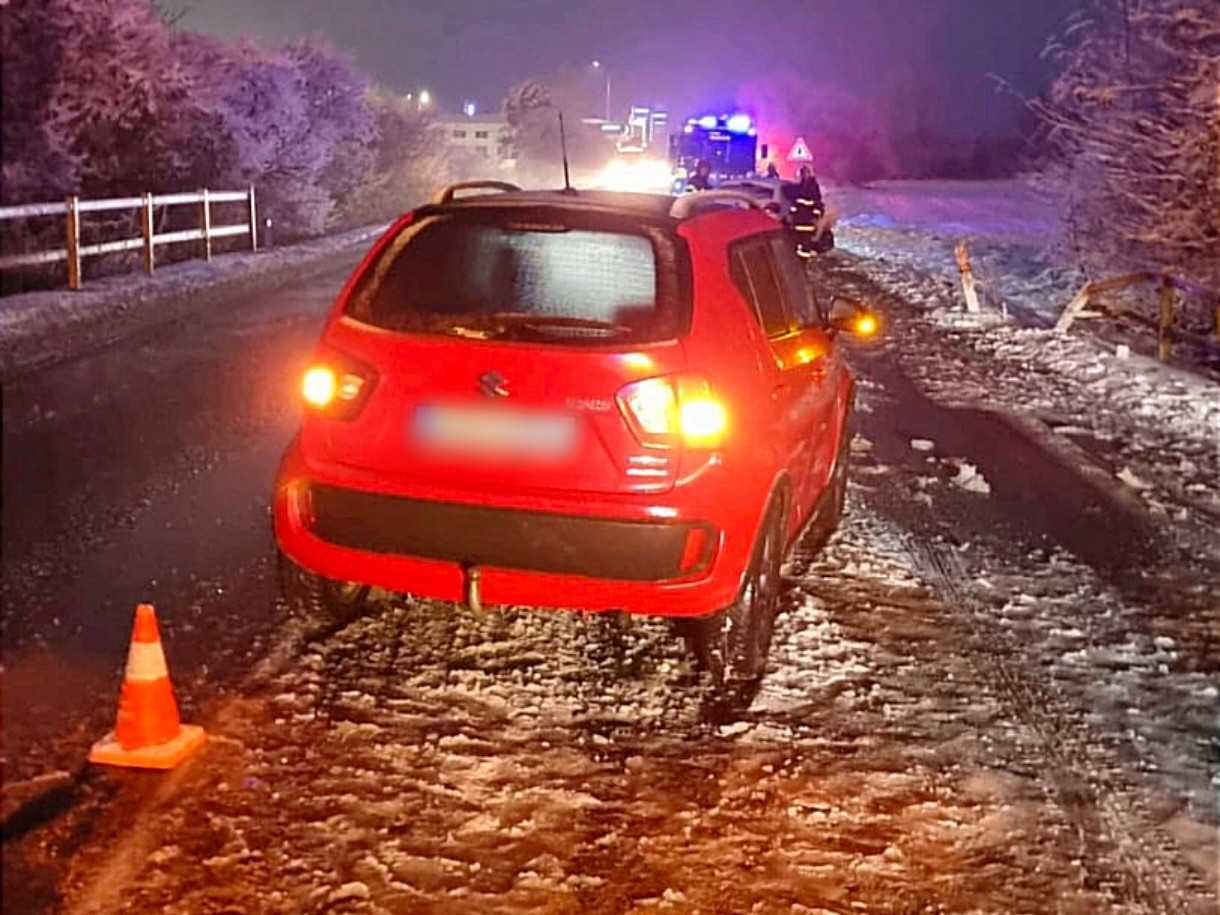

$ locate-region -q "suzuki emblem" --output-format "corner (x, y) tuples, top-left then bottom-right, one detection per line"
(478, 371), (510, 398)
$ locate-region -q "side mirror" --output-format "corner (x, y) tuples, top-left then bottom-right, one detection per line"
(828, 296), (881, 339)
(763, 201), (783, 218)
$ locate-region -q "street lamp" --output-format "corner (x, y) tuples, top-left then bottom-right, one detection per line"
(591, 60), (611, 121)
(418, 89), (432, 109)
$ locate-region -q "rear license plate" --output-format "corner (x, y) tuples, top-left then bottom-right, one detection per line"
(413, 405), (576, 457)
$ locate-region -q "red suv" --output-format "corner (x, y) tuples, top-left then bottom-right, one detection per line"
(274, 182), (870, 695)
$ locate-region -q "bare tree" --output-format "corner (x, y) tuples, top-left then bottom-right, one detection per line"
(1032, 0), (1220, 293)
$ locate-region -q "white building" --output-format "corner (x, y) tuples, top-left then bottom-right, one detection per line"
(436, 113), (516, 167)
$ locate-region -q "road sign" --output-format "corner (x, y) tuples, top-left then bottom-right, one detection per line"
(787, 136), (812, 162)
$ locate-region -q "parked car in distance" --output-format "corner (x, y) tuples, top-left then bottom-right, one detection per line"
(274, 182), (876, 701)
(719, 177), (836, 259)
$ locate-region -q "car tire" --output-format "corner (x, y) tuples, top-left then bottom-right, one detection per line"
(278, 551), (371, 626)
(681, 496), (786, 699)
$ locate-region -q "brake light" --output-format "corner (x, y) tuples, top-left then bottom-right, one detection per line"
(617, 375), (728, 448)
(619, 377), (677, 440)
(679, 398), (728, 446)
(302, 367), (337, 407)
(301, 350), (377, 420)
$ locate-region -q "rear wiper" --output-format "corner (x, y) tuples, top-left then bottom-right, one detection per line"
(502, 315), (635, 337)
(394, 312), (634, 339)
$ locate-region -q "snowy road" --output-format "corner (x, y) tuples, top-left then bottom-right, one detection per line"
(2, 239), (1216, 914)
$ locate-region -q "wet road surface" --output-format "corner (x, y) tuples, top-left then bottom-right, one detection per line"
(2, 248), (1216, 914)
(2, 251), (361, 791)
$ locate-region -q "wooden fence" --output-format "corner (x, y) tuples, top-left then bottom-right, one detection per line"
(953, 241), (1218, 361)
(0, 186), (257, 290)
(1055, 271), (1220, 361)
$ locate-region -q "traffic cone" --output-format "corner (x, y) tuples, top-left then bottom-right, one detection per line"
(89, 604), (206, 770)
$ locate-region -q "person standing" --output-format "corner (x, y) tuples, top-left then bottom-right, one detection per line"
(686, 159), (714, 192)
(782, 164), (832, 259)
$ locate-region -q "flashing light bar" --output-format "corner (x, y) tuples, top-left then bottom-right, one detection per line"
(726, 114), (752, 133)
(688, 113), (753, 134)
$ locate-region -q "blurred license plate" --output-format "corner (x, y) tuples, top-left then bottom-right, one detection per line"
(413, 405), (576, 456)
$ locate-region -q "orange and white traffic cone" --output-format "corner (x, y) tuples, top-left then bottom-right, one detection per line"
(89, 604), (206, 770)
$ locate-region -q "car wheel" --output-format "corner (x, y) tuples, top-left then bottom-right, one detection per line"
(278, 551), (371, 625)
(682, 497), (786, 697)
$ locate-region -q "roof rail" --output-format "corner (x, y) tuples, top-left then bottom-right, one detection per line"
(669, 190), (768, 220)
(432, 180), (522, 205)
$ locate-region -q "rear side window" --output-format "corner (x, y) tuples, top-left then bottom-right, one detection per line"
(731, 242), (791, 337)
(346, 214), (688, 344)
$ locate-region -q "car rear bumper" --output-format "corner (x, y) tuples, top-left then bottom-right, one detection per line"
(309, 482), (716, 581)
(274, 445), (752, 617)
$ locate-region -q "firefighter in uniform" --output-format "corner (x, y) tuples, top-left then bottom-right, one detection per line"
(686, 159), (714, 192)
(782, 164), (833, 259)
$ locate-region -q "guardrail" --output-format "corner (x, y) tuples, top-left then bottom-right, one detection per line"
(0, 186), (257, 290)
(1055, 271), (1220, 361)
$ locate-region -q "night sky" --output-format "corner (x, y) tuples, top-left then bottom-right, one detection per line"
(184, 0), (1085, 137)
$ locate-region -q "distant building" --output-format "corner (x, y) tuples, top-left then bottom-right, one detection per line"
(436, 112), (516, 167)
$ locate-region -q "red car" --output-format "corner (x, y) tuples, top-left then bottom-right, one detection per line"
(275, 182), (871, 696)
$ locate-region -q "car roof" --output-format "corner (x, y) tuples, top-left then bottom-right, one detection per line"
(438, 189), (678, 221)
(418, 185), (781, 239)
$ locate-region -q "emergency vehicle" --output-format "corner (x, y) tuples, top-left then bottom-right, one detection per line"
(669, 114), (760, 190)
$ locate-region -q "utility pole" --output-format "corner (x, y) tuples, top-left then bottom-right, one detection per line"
(592, 60), (611, 121)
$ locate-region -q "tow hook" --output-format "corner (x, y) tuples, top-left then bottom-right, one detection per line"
(464, 566), (483, 613)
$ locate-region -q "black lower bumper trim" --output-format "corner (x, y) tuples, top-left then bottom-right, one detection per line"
(309, 484), (713, 582)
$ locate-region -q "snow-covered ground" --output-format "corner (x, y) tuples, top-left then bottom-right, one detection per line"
(828, 180), (1081, 329)
(829, 180), (1219, 375)
(54, 501), (1217, 914)
(11, 182), (1218, 914)
(832, 179), (1062, 242)
(818, 251), (1220, 553)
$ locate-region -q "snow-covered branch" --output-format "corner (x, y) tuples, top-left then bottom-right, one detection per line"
(1033, 0), (1219, 295)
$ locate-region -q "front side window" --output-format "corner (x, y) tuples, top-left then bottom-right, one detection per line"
(768, 236), (824, 327)
(731, 241), (792, 337)
(346, 214), (689, 345)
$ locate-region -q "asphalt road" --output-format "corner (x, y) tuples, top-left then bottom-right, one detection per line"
(1, 251), (362, 787)
(2, 250), (1215, 914)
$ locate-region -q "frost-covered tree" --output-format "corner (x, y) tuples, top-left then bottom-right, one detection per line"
(282, 41), (377, 218)
(2, 0), (434, 248)
(1033, 0), (1220, 291)
(1, 0), (213, 201)
(346, 88), (454, 222)
(503, 76), (607, 185)
(1, 1), (81, 201)
(504, 80), (554, 129)
(173, 34), (380, 236)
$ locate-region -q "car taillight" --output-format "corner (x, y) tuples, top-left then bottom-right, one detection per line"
(301, 350), (377, 421)
(617, 375), (728, 449)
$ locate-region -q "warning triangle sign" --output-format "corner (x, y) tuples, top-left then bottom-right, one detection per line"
(787, 136), (812, 162)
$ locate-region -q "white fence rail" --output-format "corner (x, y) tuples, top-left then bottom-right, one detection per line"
(0, 186), (257, 290)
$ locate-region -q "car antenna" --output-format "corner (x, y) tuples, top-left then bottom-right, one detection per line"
(558, 111), (576, 194)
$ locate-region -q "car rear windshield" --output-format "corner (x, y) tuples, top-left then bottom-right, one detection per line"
(345, 211), (690, 344)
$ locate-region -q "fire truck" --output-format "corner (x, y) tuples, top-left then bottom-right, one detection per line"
(668, 113), (762, 190)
